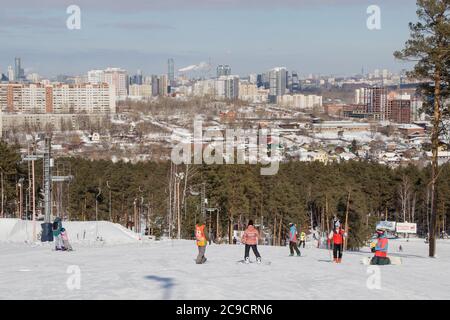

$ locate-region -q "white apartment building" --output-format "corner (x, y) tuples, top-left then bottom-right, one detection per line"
(0, 83), (116, 114)
(192, 79), (216, 97)
(215, 75), (239, 100)
(87, 69), (105, 84)
(277, 94), (322, 109)
(129, 84), (152, 99)
(103, 68), (128, 99)
(238, 82), (269, 103)
(269, 67), (287, 103)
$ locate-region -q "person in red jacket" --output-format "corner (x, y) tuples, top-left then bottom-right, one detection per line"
(241, 220), (262, 264)
(370, 229), (390, 265)
(328, 223), (347, 263)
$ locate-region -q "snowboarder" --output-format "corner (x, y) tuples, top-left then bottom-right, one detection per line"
(241, 220), (261, 264)
(370, 228), (390, 265)
(52, 217), (64, 251)
(299, 231), (306, 248)
(288, 223), (301, 256)
(60, 228), (73, 251)
(328, 222), (347, 263)
(195, 220), (208, 264)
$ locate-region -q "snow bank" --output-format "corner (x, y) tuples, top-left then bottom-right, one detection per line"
(0, 219), (140, 245)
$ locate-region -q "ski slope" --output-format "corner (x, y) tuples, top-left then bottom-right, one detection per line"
(0, 235), (449, 300)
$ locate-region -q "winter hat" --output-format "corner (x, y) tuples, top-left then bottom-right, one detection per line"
(248, 220), (254, 226)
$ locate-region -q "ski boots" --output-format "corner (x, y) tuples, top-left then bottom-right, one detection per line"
(245, 257), (250, 264)
(256, 257), (261, 264)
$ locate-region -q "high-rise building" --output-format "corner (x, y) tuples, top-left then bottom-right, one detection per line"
(363, 87), (388, 120)
(87, 70), (105, 84)
(14, 57), (25, 82)
(268, 67), (287, 103)
(151, 75), (159, 97)
(168, 58), (175, 87)
(158, 75), (169, 96)
(130, 70), (143, 85)
(216, 65), (231, 77)
(216, 75), (239, 100)
(7, 66), (14, 82)
(103, 68), (128, 99)
(291, 71), (300, 93)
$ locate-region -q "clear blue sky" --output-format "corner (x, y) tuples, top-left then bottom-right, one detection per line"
(0, 0), (418, 77)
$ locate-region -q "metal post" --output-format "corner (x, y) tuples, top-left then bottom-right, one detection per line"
(201, 182), (206, 219)
(43, 136), (52, 223)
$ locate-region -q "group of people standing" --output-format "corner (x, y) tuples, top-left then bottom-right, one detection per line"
(195, 218), (391, 265)
(195, 219), (262, 264)
(52, 217), (73, 251)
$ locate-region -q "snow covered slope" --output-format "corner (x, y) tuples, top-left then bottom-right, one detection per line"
(0, 238), (449, 299)
(0, 219), (140, 245)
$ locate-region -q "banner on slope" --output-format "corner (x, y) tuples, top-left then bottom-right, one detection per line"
(376, 221), (396, 231)
(396, 222), (417, 234)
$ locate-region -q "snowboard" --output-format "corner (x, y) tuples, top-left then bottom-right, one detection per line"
(236, 259), (271, 265)
(360, 256), (402, 265)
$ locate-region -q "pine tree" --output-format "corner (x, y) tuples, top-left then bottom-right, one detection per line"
(394, 0), (450, 257)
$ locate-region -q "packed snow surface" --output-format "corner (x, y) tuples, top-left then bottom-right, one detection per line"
(0, 220), (448, 299)
(1, 222), (449, 300)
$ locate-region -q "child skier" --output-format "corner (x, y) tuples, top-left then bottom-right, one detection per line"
(241, 220), (262, 264)
(195, 220), (208, 264)
(299, 231), (306, 248)
(370, 228), (390, 265)
(52, 217), (64, 251)
(60, 228), (73, 251)
(328, 222), (347, 263)
(288, 223), (301, 256)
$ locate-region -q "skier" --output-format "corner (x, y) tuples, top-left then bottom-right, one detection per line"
(241, 220), (261, 264)
(195, 220), (208, 264)
(288, 223), (301, 256)
(60, 228), (73, 251)
(370, 228), (390, 265)
(52, 217), (64, 251)
(328, 222), (347, 263)
(299, 231), (306, 248)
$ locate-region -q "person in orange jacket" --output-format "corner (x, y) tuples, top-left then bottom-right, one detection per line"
(241, 220), (262, 264)
(370, 228), (390, 265)
(328, 222), (347, 263)
(195, 219), (208, 264)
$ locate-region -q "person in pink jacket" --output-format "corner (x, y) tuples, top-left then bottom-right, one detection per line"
(60, 228), (73, 251)
(241, 220), (262, 264)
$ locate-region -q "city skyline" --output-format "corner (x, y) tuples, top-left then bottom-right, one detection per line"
(0, 0), (417, 77)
